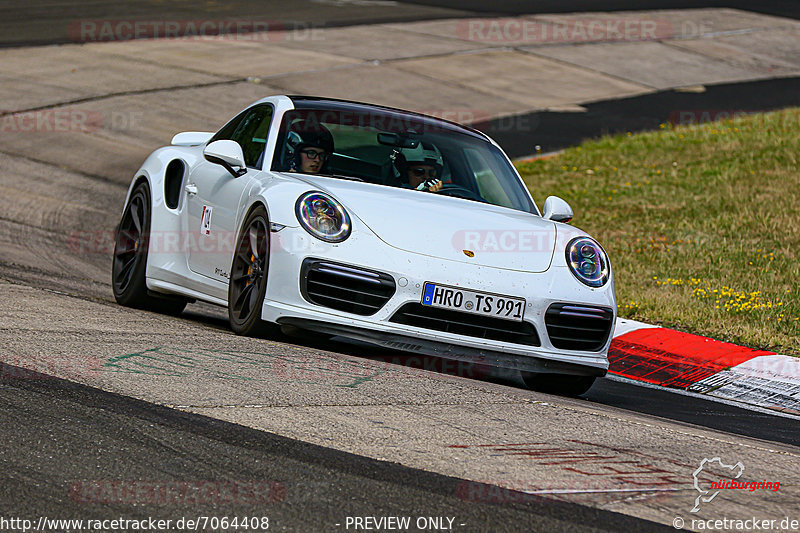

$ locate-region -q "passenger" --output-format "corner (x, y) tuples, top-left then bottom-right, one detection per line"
(285, 121), (334, 174)
(394, 142), (444, 192)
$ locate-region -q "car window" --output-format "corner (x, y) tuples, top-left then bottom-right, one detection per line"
(464, 148), (514, 207)
(271, 107), (534, 213)
(211, 104), (273, 169)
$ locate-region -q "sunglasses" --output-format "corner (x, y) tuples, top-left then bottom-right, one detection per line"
(409, 166), (439, 178)
(300, 149), (328, 160)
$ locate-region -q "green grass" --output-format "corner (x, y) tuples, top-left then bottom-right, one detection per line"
(515, 108), (800, 355)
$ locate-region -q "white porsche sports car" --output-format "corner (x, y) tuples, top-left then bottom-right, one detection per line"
(113, 95), (615, 395)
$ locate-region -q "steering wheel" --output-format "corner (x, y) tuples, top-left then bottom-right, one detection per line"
(435, 183), (486, 202)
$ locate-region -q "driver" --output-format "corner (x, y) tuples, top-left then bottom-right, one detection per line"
(285, 120), (334, 174)
(393, 142), (444, 193)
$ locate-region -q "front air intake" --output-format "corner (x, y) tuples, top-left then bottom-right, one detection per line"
(544, 303), (614, 351)
(389, 303), (541, 346)
(300, 259), (395, 316)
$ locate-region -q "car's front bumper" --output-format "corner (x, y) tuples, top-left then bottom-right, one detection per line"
(261, 226), (614, 376)
(278, 316), (607, 376)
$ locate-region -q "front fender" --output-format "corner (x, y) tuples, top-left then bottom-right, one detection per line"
(241, 173), (381, 249)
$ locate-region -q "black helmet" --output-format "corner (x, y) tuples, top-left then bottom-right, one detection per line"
(285, 120), (334, 171)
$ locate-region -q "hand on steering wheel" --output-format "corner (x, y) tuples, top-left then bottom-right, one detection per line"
(435, 183), (486, 202)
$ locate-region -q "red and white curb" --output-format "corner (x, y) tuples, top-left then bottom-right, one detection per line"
(610, 319), (800, 416)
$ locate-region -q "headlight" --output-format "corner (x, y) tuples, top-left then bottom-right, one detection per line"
(295, 191), (351, 243)
(566, 237), (610, 287)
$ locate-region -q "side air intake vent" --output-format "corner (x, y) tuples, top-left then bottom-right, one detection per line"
(164, 159), (185, 209)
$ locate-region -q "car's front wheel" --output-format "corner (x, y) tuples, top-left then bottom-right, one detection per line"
(521, 371), (596, 396)
(228, 205), (276, 337)
(112, 181), (186, 315)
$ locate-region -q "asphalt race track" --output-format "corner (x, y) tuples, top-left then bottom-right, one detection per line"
(1, 1), (800, 532)
(404, 0), (800, 20)
(0, 1), (469, 48)
(0, 361), (674, 532)
(3, 0), (799, 48)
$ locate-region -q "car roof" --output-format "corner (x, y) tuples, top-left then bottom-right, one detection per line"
(285, 95), (491, 141)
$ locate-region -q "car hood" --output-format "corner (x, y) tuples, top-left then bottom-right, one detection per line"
(279, 173), (556, 272)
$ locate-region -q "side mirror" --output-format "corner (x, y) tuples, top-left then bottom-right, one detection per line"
(542, 196), (573, 223)
(204, 140), (247, 177)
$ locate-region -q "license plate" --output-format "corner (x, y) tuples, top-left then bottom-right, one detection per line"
(421, 282), (526, 322)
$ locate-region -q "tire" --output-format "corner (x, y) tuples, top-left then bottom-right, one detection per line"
(228, 205), (277, 337)
(521, 371), (596, 396)
(112, 181), (187, 315)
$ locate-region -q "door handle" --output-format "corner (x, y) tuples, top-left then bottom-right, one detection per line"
(185, 183), (198, 196)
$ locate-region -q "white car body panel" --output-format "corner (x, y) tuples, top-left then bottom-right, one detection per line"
(184, 159), (253, 281)
(277, 173), (556, 272)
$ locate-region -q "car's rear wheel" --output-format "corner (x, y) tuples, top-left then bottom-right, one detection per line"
(112, 181), (187, 314)
(228, 205), (277, 337)
(521, 371), (596, 396)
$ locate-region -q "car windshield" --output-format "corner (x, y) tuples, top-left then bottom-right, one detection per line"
(271, 105), (535, 213)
